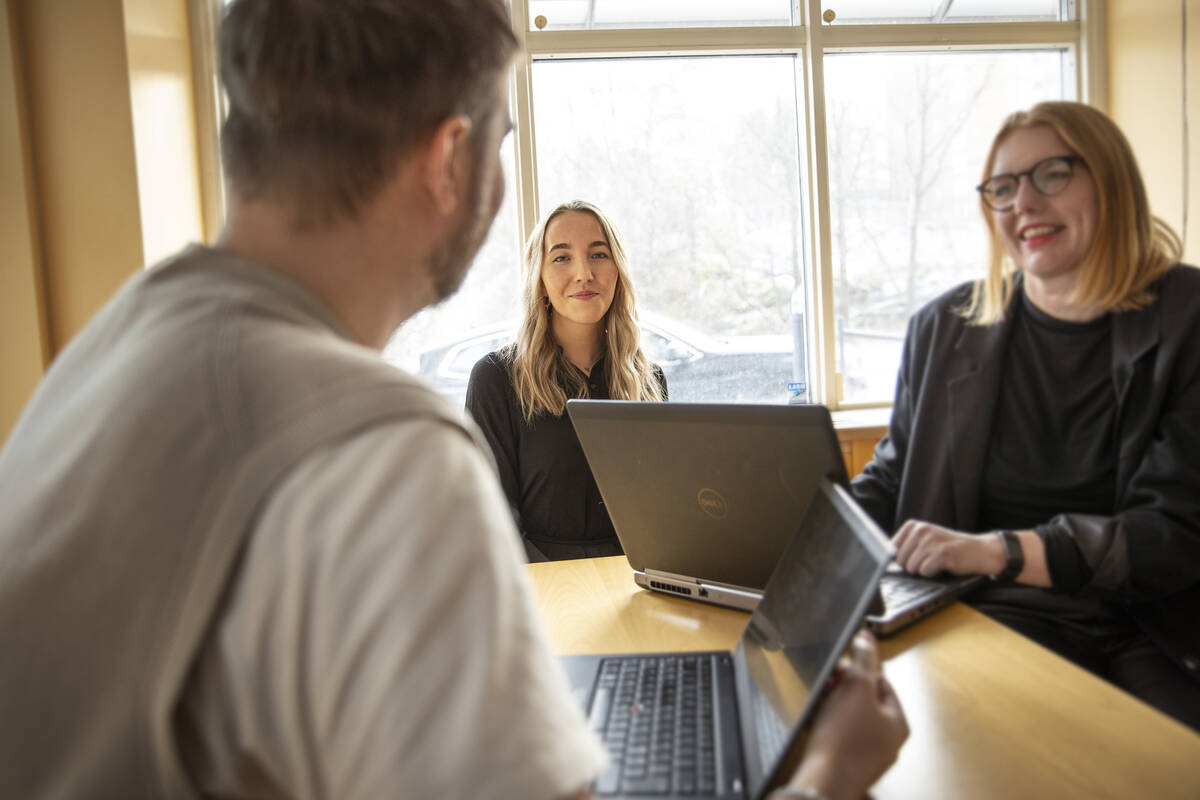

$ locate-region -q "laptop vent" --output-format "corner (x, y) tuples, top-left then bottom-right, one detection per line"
(650, 580), (693, 596)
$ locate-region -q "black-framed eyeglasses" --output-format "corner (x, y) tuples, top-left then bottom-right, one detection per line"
(976, 155), (1085, 212)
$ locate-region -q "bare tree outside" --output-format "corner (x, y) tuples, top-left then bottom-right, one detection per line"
(533, 57), (804, 341)
(825, 50), (1070, 402)
(525, 56), (807, 401)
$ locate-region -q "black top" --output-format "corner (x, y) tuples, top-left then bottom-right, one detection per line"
(974, 292), (1131, 636)
(849, 265), (1200, 675)
(465, 348), (667, 562)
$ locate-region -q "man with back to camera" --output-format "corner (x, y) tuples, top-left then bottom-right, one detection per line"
(0, 1), (906, 798)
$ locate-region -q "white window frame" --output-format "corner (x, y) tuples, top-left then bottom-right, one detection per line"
(189, 0), (1107, 410)
(510, 0), (1105, 410)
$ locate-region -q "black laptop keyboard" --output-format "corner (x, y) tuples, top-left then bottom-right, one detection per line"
(587, 655), (718, 796)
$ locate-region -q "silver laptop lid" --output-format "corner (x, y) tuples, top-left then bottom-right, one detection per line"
(567, 400), (849, 594)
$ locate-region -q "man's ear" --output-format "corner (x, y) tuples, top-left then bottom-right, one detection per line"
(422, 114), (473, 216)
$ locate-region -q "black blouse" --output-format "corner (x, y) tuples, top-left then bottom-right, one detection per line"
(464, 349), (667, 562)
(973, 292), (1132, 638)
(978, 291), (1118, 543)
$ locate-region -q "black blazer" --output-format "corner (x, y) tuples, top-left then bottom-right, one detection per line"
(851, 264), (1200, 678)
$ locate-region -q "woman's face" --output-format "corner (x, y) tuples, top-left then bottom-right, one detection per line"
(991, 125), (1098, 286)
(539, 210), (619, 330)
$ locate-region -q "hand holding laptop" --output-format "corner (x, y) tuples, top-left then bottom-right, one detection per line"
(779, 633), (909, 800)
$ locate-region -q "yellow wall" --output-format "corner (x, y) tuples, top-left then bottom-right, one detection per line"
(1108, 0), (1200, 261)
(22, 0), (145, 354)
(0, 0), (48, 437)
(0, 0), (205, 442)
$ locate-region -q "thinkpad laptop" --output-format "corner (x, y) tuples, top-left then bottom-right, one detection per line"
(561, 479), (894, 799)
(567, 399), (984, 634)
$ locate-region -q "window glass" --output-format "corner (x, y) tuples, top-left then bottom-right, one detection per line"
(532, 56), (807, 403)
(824, 49), (1071, 403)
(821, 0), (1066, 24)
(529, 0), (794, 30)
(382, 144), (521, 407)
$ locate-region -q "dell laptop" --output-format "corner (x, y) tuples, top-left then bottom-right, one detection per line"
(561, 479), (894, 799)
(566, 400), (849, 610)
(566, 399), (984, 635)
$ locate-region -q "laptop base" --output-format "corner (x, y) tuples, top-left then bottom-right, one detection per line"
(866, 571), (986, 636)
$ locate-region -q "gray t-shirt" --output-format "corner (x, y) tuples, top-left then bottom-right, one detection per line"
(174, 419), (609, 798)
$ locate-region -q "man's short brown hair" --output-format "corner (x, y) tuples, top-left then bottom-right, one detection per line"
(219, 0), (517, 227)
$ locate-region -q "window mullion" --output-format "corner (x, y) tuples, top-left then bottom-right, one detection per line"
(801, 0), (839, 407)
(187, 0), (226, 241)
(524, 25), (806, 57)
(820, 20), (1078, 50)
(509, 1), (541, 244)
(1080, 0), (1108, 109)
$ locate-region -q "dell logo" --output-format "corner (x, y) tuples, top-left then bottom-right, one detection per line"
(697, 488), (728, 519)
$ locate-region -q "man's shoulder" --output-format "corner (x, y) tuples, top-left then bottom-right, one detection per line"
(145, 250), (467, 435)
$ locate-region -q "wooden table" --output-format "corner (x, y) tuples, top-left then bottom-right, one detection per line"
(527, 556), (1200, 799)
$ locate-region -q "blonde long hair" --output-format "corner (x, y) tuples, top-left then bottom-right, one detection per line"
(509, 200), (665, 420)
(964, 101), (1181, 324)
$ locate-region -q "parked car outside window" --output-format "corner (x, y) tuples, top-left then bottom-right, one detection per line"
(402, 312), (794, 409)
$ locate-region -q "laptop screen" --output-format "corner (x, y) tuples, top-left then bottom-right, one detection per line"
(730, 480), (893, 796)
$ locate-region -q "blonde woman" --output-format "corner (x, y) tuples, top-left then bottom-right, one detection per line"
(466, 201), (666, 562)
(850, 102), (1200, 730)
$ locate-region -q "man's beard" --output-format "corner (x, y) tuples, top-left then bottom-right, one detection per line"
(426, 158), (500, 303)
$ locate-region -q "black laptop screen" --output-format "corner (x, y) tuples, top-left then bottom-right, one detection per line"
(732, 482), (890, 795)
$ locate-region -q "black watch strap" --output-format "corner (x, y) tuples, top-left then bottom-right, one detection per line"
(993, 529), (1024, 582)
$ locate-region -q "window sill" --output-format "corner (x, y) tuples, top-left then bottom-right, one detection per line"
(831, 406), (891, 439)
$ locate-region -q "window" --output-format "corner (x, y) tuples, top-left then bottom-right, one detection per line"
(200, 1), (1100, 411)
(825, 49), (1073, 402)
(532, 55), (807, 402)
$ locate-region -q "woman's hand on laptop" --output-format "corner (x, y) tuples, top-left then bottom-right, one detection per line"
(782, 632), (908, 800)
(893, 519), (1005, 577)
(892, 520), (1052, 587)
